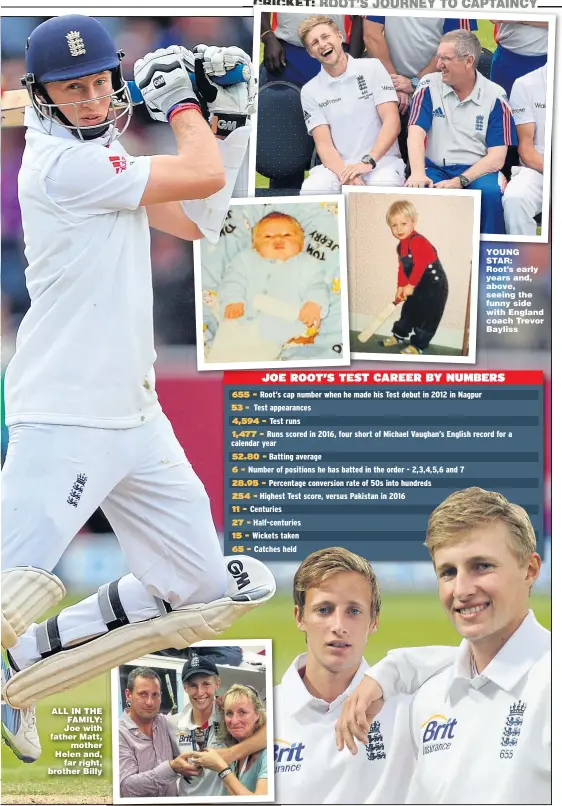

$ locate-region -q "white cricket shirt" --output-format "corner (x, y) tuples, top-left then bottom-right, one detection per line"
(167, 702), (226, 797)
(274, 653), (414, 804)
(510, 64), (547, 156)
(4, 109), (160, 429)
(301, 55), (401, 163)
(273, 13), (348, 47)
(405, 612), (550, 805)
(496, 22), (548, 56)
(409, 70), (516, 166)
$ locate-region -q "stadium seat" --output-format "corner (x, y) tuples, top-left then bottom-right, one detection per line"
(256, 80), (314, 196)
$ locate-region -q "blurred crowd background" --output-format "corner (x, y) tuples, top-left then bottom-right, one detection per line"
(0, 16), (551, 583)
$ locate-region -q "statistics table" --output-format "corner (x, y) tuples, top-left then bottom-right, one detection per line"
(223, 370), (544, 561)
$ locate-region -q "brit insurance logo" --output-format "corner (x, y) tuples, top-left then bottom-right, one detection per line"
(421, 714), (457, 756)
(274, 738), (305, 773)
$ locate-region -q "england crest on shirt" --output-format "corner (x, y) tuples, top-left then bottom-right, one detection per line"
(500, 700), (527, 748)
(365, 719), (386, 761)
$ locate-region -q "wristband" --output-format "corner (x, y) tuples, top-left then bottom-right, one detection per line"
(218, 767), (233, 779)
(260, 29), (274, 38)
(167, 101), (202, 123)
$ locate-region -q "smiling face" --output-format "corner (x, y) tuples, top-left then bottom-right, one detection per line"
(303, 23), (344, 68)
(389, 212), (416, 241)
(295, 570), (377, 677)
(126, 676), (162, 724)
(434, 522), (541, 654)
(224, 694), (260, 742)
(253, 215), (304, 261)
(185, 674), (221, 716)
(436, 41), (473, 87)
(44, 70), (113, 128)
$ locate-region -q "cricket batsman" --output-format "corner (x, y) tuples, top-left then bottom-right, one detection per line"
(0, 15), (274, 764)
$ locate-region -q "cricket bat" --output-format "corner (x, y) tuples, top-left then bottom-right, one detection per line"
(1, 64), (248, 128)
(357, 299), (400, 344)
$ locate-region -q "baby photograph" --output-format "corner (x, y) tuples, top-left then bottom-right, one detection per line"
(194, 198), (349, 370)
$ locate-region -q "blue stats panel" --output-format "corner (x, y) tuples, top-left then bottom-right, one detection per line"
(224, 384), (543, 561)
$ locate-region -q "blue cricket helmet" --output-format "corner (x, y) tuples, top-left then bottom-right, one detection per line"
(24, 15), (120, 84)
(22, 15), (133, 141)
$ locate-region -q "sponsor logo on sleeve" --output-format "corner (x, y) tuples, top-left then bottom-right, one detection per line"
(109, 155), (127, 174)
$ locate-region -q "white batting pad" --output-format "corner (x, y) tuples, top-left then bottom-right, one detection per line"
(3, 556), (275, 709)
(1, 568), (66, 650)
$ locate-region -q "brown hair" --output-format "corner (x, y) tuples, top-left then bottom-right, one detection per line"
(386, 200), (418, 225)
(298, 15), (341, 48)
(425, 487), (536, 563)
(293, 547), (381, 619)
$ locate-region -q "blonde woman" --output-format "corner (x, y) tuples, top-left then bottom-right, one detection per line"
(190, 684), (267, 796)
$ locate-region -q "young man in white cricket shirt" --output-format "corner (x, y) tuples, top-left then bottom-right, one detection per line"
(166, 654), (266, 796)
(274, 547), (456, 804)
(503, 63), (547, 235)
(298, 16), (405, 194)
(1, 14), (275, 764)
(336, 488), (550, 805)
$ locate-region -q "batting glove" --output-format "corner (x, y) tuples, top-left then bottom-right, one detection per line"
(134, 46), (200, 123)
(192, 45), (257, 135)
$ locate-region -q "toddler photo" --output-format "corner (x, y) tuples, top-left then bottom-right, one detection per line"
(346, 187), (480, 363)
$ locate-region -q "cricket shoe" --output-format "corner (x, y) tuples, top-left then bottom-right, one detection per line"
(1, 650), (41, 762)
(401, 344), (423, 355)
(379, 335), (404, 348)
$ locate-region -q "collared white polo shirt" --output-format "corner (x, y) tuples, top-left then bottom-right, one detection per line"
(405, 611), (550, 804)
(301, 55), (401, 163)
(510, 64), (547, 156)
(273, 653), (414, 804)
(409, 70), (516, 166)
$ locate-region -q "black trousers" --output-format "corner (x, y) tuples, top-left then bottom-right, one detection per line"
(393, 273), (449, 351)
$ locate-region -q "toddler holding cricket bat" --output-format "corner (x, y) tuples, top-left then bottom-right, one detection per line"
(207, 212), (330, 362)
(381, 200), (449, 355)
